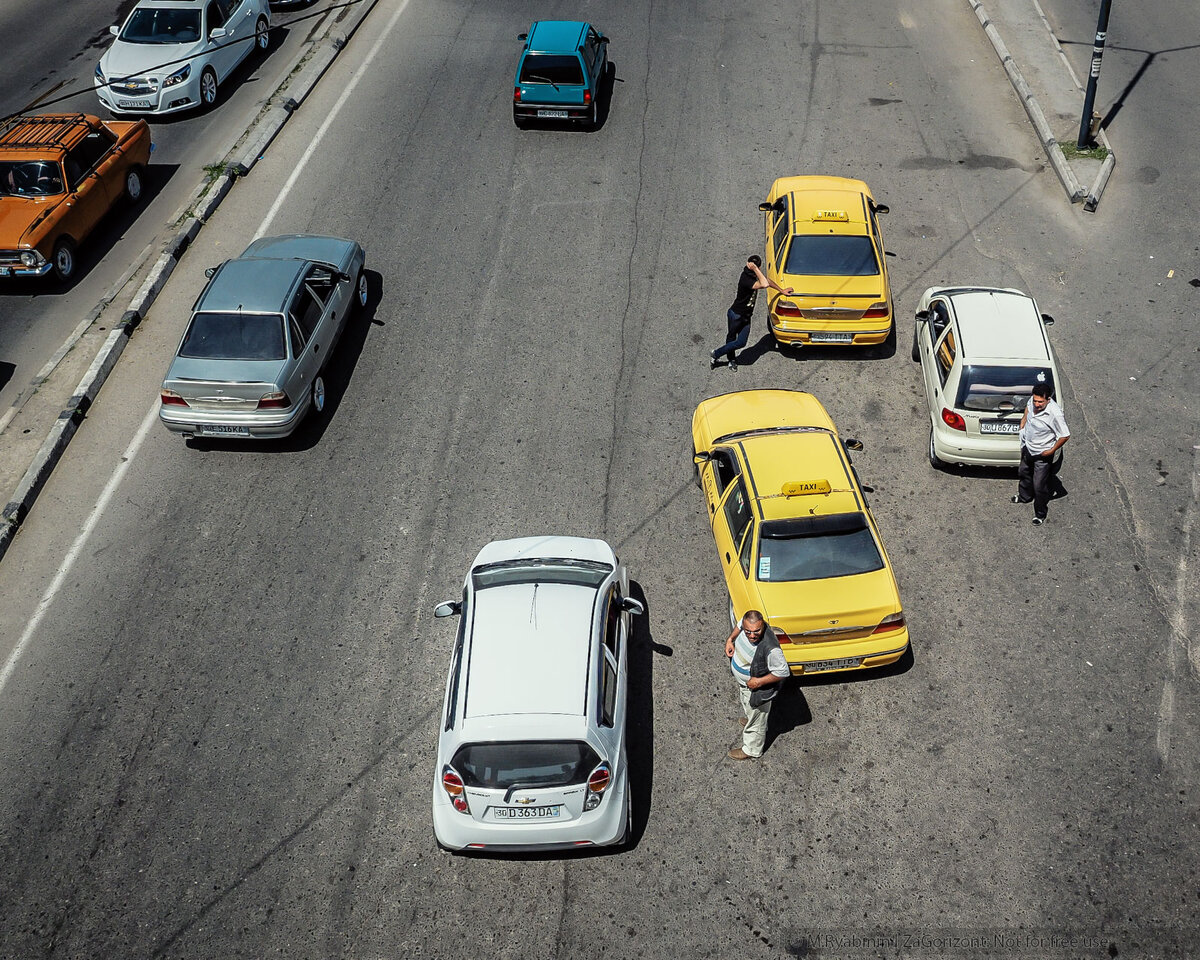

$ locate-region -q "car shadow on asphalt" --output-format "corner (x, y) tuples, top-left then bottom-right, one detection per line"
(185, 268), (383, 453)
(719, 326), (900, 369)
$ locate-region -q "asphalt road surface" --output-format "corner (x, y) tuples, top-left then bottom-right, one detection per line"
(0, 0), (1197, 958)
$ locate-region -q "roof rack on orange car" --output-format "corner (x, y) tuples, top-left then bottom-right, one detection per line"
(0, 114), (92, 152)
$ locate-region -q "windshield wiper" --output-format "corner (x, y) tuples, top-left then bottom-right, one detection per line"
(526, 74), (559, 90)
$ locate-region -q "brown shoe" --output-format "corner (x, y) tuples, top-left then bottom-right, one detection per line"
(727, 747), (753, 760)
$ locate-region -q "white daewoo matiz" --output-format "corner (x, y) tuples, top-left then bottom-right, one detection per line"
(431, 536), (644, 852)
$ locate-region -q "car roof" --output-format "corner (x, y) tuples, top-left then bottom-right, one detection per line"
(464, 580), (596, 720)
(131, 0), (206, 8)
(0, 114), (95, 159)
(738, 432), (863, 522)
(773, 176), (874, 235)
(944, 288), (1050, 361)
(527, 20), (587, 52)
(197, 257), (307, 314)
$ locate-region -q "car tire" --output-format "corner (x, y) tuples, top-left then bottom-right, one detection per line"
(587, 100), (597, 129)
(619, 787), (633, 847)
(910, 322), (920, 362)
(124, 165), (145, 204)
(691, 445), (701, 487)
(255, 16), (269, 52)
(51, 237), (77, 283)
(199, 67), (218, 109)
(512, 108), (529, 129)
(310, 375), (326, 416)
(355, 269), (369, 310)
(927, 424), (943, 470)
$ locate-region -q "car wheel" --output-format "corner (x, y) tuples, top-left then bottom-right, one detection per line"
(587, 100), (597, 129)
(728, 597), (737, 630)
(355, 269), (369, 310)
(255, 16), (269, 51)
(927, 424), (943, 470)
(51, 238), (77, 282)
(910, 322), (920, 362)
(199, 67), (218, 108)
(512, 108), (529, 129)
(620, 786), (633, 847)
(691, 445), (701, 487)
(124, 165), (145, 204)
(311, 376), (326, 416)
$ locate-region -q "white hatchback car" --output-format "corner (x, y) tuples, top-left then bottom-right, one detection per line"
(431, 536), (644, 853)
(95, 0), (270, 116)
(912, 286), (1060, 468)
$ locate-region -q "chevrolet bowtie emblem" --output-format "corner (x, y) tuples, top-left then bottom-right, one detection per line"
(514, 797), (536, 805)
(828, 619), (839, 625)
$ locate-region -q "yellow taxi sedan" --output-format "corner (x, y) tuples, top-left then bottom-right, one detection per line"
(758, 175), (893, 348)
(692, 389), (908, 676)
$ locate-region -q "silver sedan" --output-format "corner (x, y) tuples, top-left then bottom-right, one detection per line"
(159, 235), (367, 439)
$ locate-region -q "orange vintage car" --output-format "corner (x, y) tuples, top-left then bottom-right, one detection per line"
(0, 113), (152, 281)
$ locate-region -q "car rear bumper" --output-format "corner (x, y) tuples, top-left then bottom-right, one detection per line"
(932, 424), (1022, 467)
(769, 314), (892, 346)
(159, 400), (309, 439)
(782, 632), (909, 676)
(432, 774), (628, 851)
(513, 102), (592, 121)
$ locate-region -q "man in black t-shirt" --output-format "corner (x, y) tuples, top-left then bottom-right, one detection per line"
(710, 255), (791, 370)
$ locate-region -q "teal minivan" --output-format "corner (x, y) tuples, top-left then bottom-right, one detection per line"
(512, 20), (608, 128)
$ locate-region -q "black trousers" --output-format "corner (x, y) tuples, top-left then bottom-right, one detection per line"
(1017, 445), (1061, 519)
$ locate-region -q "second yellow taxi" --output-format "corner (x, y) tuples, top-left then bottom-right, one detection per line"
(692, 389), (908, 676)
(758, 175), (893, 349)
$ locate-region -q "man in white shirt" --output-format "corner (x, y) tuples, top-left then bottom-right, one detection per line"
(723, 610), (790, 759)
(1012, 383), (1070, 525)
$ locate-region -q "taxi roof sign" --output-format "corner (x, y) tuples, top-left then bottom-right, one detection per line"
(782, 479), (832, 497)
(813, 209), (848, 222)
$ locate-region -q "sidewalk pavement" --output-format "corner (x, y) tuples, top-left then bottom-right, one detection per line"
(0, 0), (1117, 563)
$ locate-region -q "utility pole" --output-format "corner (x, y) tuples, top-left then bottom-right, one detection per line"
(1077, 0), (1113, 149)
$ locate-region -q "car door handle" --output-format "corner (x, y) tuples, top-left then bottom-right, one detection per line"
(725, 552), (731, 563)
(313, 343), (320, 353)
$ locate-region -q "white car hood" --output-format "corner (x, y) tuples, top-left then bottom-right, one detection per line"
(100, 39), (206, 79)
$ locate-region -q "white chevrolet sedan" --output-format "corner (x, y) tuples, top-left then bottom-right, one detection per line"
(912, 286), (1061, 468)
(96, 0), (270, 115)
(431, 536), (643, 853)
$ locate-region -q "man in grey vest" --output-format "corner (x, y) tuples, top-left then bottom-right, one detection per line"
(724, 610), (790, 759)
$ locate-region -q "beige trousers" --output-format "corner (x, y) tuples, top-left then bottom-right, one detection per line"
(738, 684), (773, 757)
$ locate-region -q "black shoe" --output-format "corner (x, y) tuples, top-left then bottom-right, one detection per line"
(710, 356), (720, 370)
(1011, 495), (1031, 504)
(728, 357), (738, 371)
(1032, 516), (1045, 525)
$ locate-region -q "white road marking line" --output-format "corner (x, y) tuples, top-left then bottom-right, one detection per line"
(256, 0), (413, 239)
(2, 0), (414, 699)
(0, 404), (158, 698)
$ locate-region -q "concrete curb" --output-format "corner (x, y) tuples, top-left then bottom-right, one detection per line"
(0, 0), (381, 564)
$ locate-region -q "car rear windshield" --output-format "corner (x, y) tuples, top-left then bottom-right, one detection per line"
(451, 740), (601, 790)
(757, 514), (884, 582)
(0, 160), (65, 197)
(120, 9), (203, 43)
(956, 366), (1055, 412)
(179, 312), (287, 361)
(784, 235), (879, 276)
(472, 558), (611, 590)
(519, 54), (585, 85)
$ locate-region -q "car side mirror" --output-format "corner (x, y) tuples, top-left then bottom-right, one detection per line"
(758, 199), (785, 214)
(109, 24), (119, 36)
(518, 32), (527, 40)
(693, 451), (712, 465)
(915, 309), (930, 322)
(210, 27), (227, 40)
(872, 202), (890, 215)
(844, 438), (864, 451)
(433, 601), (461, 618)
(1041, 313), (1055, 326)
(204, 266), (218, 278)
(598, 35), (609, 42)
(621, 597), (645, 616)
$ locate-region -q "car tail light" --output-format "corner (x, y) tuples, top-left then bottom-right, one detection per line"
(583, 762), (611, 811)
(863, 302), (889, 319)
(513, 86), (521, 102)
(441, 766), (470, 814)
(873, 612), (906, 635)
(774, 302), (802, 318)
(257, 391), (291, 410)
(160, 389), (188, 407)
(773, 630), (792, 644)
(583, 89), (591, 104)
(941, 408), (966, 431)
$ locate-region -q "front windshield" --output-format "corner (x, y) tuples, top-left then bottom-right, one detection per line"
(756, 514), (884, 582)
(0, 160), (65, 197)
(784, 235), (879, 276)
(179, 312), (287, 361)
(956, 365), (1054, 412)
(119, 9), (203, 44)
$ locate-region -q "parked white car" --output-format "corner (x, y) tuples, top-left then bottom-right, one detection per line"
(432, 536), (644, 853)
(95, 0), (270, 115)
(912, 286), (1061, 468)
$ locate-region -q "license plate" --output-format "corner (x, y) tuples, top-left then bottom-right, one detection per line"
(492, 805), (561, 819)
(197, 424), (250, 436)
(980, 420), (1020, 434)
(537, 109), (568, 119)
(810, 332), (854, 344)
(804, 657), (862, 673)
(117, 98), (152, 108)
